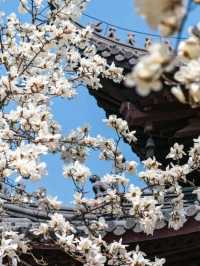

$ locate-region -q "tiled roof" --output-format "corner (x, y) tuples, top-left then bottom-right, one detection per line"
(0, 189), (199, 238)
(76, 22), (147, 70)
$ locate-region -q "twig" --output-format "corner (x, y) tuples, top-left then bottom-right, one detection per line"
(175, 0), (193, 52)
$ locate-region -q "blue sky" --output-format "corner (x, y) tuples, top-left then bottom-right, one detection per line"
(1, 0), (200, 204)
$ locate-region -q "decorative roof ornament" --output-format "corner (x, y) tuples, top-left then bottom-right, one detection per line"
(90, 175), (108, 198)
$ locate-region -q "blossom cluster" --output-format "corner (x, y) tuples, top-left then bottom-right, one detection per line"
(0, 231), (29, 265)
(130, 0), (200, 107)
(134, 0), (185, 36)
(125, 44), (172, 96)
(61, 122), (137, 178)
(32, 213), (165, 266)
(1, 0), (200, 265)
(104, 115), (137, 143)
(174, 29), (200, 105)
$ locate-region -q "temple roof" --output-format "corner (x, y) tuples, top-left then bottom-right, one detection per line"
(0, 188), (197, 237)
(75, 20), (200, 178)
(76, 20), (146, 70)
(1, 189), (200, 265)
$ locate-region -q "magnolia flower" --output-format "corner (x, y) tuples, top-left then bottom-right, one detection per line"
(143, 157), (161, 170)
(153, 258), (166, 266)
(56, 234), (75, 248)
(77, 237), (92, 252)
(126, 161), (137, 173)
(0, 231), (28, 264)
(171, 86), (186, 104)
(125, 131), (137, 143)
(168, 194), (186, 230)
(33, 223), (49, 237)
(166, 143), (186, 160)
(168, 209), (186, 230)
(134, 0), (185, 36)
(126, 184), (142, 201)
(174, 59), (200, 105)
(18, 1), (27, 14)
(130, 247), (150, 266)
(105, 189), (120, 202)
(104, 115), (127, 132)
(51, 213), (75, 235)
(175, 59), (200, 85)
(179, 36), (200, 61)
(190, 83), (200, 104)
(46, 196), (62, 210)
(104, 115), (137, 143)
(35, 0), (43, 8)
(108, 239), (127, 256)
(139, 169), (164, 186)
(73, 192), (87, 206)
(49, 213), (65, 226)
(63, 161), (91, 183)
(189, 141), (200, 168)
(85, 253), (106, 266)
(9, 143), (48, 181)
(104, 62), (123, 83)
(103, 174), (129, 186)
(129, 195), (163, 235)
(125, 44), (172, 96)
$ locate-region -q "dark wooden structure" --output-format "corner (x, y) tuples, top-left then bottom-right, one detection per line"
(85, 27), (200, 166)
(75, 20), (200, 187)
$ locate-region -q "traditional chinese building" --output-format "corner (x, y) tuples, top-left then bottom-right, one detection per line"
(78, 17), (200, 186)
(2, 17), (200, 266)
(80, 17), (200, 265)
(0, 188), (200, 266)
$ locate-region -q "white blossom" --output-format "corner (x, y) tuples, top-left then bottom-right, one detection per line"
(166, 143), (186, 161)
(134, 0), (185, 36)
(125, 44), (172, 96)
(63, 161), (91, 183)
(1, 0), (200, 265)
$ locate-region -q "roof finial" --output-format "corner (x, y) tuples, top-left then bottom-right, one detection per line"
(90, 175), (108, 198)
(144, 37), (152, 49)
(107, 27), (118, 41)
(127, 32), (135, 46)
(92, 21), (103, 33)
